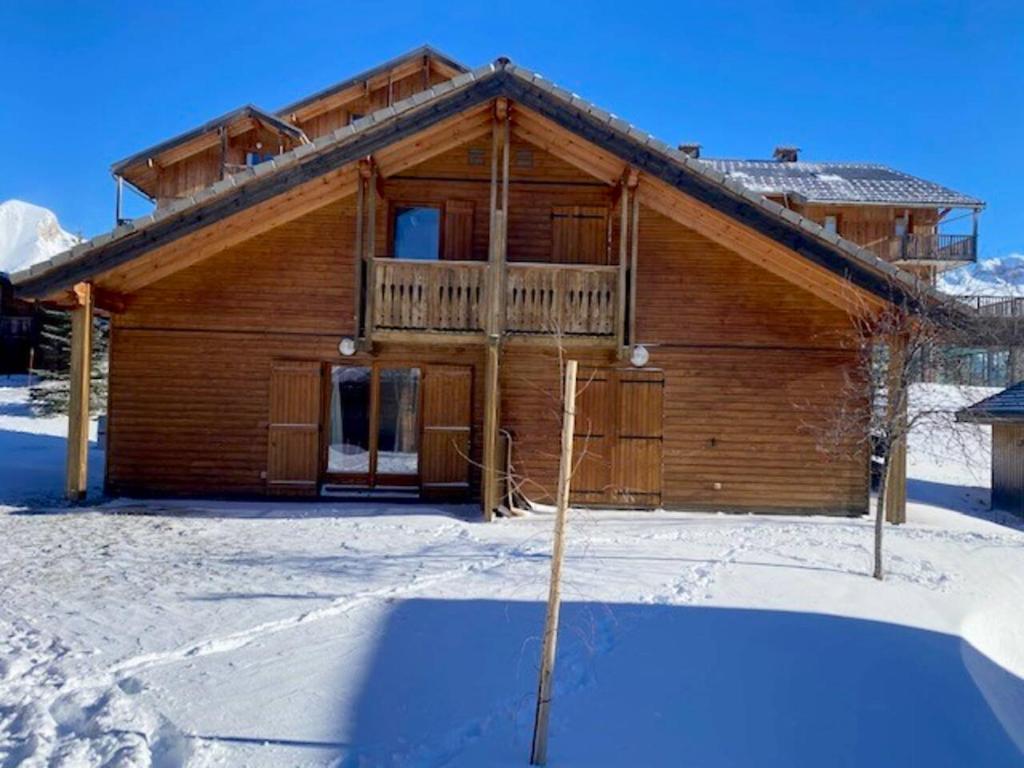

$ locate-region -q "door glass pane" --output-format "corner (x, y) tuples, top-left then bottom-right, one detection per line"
(328, 366), (371, 474)
(377, 368), (421, 475)
(394, 207), (440, 260)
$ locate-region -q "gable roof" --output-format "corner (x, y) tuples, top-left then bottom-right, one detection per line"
(13, 58), (941, 311)
(276, 44), (467, 119)
(111, 104), (308, 178)
(957, 382), (1024, 424)
(701, 159), (983, 209)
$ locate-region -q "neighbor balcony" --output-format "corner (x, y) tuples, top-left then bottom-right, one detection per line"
(874, 233), (977, 265)
(368, 258), (620, 343)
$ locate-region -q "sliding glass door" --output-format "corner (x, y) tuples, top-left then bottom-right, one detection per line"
(326, 365), (421, 487)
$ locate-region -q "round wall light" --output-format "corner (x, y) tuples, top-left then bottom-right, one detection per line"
(630, 344), (650, 368)
(338, 337), (357, 357)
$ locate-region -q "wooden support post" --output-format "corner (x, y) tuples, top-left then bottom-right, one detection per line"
(628, 175), (641, 346)
(885, 336), (908, 524)
(616, 176), (629, 353)
(482, 99), (510, 519)
(530, 359), (578, 767)
(65, 282), (93, 501)
(353, 166), (365, 338)
(364, 160), (378, 342)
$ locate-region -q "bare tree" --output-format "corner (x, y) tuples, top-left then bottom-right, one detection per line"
(812, 275), (1003, 580)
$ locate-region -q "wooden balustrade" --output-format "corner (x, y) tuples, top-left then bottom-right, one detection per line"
(506, 263), (618, 336)
(370, 259), (619, 338)
(373, 259), (486, 332)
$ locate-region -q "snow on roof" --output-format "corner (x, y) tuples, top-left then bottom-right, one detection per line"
(700, 159), (984, 209)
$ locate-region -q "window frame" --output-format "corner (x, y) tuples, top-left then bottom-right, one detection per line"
(389, 201), (444, 261)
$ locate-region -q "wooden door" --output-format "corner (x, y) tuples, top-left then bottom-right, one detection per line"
(420, 365), (472, 495)
(267, 361), (322, 496)
(571, 368), (663, 507)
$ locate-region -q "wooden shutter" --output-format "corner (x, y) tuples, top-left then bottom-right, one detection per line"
(551, 206), (609, 264)
(421, 366), (472, 495)
(570, 368), (663, 507)
(613, 371), (663, 507)
(266, 361), (322, 496)
(571, 369), (613, 504)
(443, 200), (475, 260)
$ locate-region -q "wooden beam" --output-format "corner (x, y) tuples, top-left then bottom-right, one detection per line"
(629, 179), (641, 346)
(353, 163), (366, 338)
(482, 99), (510, 519)
(365, 161), (378, 341)
(617, 174), (630, 353)
(65, 282), (93, 501)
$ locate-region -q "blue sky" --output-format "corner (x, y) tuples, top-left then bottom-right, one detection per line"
(2, 1), (1021, 256)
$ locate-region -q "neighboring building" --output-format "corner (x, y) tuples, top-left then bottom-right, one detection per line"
(0, 278), (36, 374)
(958, 383), (1024, 516)
(13, 48), (967, 517)
(698, 149), (984, 283)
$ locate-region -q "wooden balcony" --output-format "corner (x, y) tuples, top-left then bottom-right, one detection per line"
(875, 233), (977, 264)
(369, 258), (620, 342)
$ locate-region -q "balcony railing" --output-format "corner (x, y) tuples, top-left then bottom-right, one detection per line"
(957, 295), (1024, 318)
(372, 259), (486, 333)
(370, 258), (619, 339)
(506, 263), (618, 336)
(874, 233), (976, 264)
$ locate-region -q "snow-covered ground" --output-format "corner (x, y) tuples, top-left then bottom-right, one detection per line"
(1, 378), (1023, 767)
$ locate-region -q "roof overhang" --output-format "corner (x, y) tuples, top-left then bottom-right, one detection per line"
(16, 61), (946, 316)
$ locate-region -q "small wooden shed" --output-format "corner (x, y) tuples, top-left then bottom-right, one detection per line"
(958, 382), (1024, 515)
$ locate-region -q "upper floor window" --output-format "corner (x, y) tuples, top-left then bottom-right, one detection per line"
(823, 214), (838, 234)
(393, 206), (441, 260)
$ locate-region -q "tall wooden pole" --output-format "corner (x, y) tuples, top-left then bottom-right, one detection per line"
(66, 282), (93, 501)
(530, 359), (578, 766)
(482, 99), (509, 520)
(885, 335), (908, 524)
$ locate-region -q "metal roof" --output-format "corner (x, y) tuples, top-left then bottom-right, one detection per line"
(700, 159), (984, 209)
(957, 382), (1024, 423)
(13, 58), (946, 313)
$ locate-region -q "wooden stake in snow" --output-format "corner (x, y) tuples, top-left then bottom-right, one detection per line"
(530, 359), (578, 766)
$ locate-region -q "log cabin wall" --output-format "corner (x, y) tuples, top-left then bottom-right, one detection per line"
(106, 136), (870, 514)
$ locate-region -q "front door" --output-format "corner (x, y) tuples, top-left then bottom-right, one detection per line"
(323, 363), (473, 495)
(325, 365), (422, 489)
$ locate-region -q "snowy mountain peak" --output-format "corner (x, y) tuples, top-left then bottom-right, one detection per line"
(938, 253), (1024, 298)
(0, 199), (80, 277)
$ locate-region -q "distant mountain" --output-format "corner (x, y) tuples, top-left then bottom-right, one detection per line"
(938, 254), (1024, 297)
(0, 199), (80, 277)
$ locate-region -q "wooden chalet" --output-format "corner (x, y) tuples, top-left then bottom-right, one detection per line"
(958, 384), (1024, 516)
(12, 47), (975, 519)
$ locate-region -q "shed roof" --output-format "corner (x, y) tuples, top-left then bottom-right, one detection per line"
(957, 382), (1024, 423)
(13, 59), (944, 313)
(700, 159), (984, 209)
